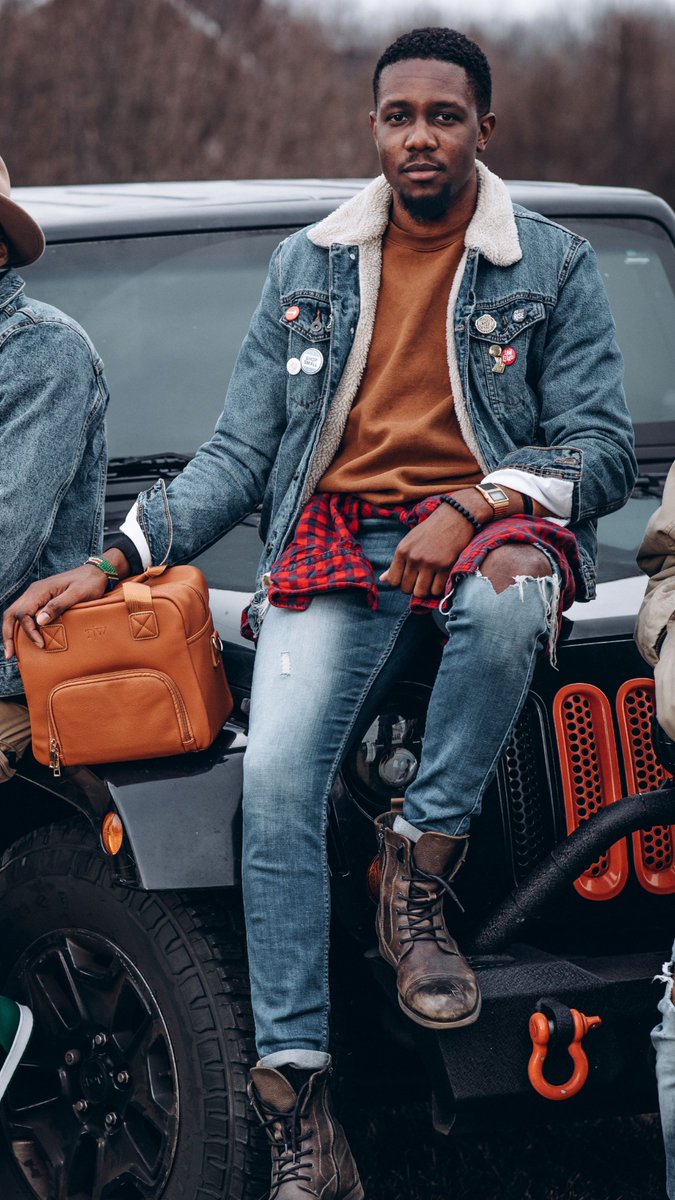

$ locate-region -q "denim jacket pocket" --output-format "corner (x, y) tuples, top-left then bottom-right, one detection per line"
(279, 294), (332, 342)
(469, 299), (546, 417)
(280, 294), (332, 411)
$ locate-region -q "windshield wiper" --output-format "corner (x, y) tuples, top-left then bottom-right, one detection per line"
(107, 453), (192, 480)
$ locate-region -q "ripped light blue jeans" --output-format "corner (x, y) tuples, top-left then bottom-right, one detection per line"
(653, 946), (675, 1197)
(242, 517), (560, 1064)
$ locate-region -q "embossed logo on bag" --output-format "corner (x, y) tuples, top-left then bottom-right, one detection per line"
(85, 626), (107, 640)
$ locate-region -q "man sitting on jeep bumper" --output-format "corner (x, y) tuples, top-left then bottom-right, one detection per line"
(4, 28), (637, 1199)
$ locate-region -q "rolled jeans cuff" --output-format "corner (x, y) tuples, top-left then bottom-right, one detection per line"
(259, 1050), (331, 1071)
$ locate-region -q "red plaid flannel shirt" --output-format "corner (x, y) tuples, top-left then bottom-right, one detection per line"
(241, 492), (581, 640)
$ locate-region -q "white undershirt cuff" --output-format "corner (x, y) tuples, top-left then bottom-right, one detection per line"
(481, 469), (573, 526)
(120, 502), (153, 570)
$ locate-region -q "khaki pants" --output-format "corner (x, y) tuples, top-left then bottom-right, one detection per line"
(0, 699), (31, 783)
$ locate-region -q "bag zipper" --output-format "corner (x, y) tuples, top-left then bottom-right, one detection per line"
(49, 735), (61, 778)
(47, 670), (195, 773)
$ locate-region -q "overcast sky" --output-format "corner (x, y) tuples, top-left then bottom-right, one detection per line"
(280, 0), (675, 33)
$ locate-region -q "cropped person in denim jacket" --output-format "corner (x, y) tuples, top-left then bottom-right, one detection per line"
(0, 158), (108, 779)
(5, 30), (636, 1198)
(635, 464), (675, 1199)
(0, 157), (108, 1100)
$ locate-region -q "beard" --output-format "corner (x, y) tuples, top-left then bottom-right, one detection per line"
(398, 178), (455, 224)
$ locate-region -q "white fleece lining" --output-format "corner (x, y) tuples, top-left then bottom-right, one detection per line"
(307, 162), (522, 265)
(302, 237), (383, 501)
(444, 245), (487, 471)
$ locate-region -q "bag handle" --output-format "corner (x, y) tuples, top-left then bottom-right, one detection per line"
(122, 580), (159, 640)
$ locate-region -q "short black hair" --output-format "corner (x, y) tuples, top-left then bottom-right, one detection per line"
(373, 27), (492, 116)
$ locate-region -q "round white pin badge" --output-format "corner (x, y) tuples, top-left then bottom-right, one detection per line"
(286, 357), (302, 376)
(300, 348), (324, 375)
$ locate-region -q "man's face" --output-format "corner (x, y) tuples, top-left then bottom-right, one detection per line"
(370, 58), (495, 223)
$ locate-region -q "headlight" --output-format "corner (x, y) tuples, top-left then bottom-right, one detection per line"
(342, 682), (428, 814)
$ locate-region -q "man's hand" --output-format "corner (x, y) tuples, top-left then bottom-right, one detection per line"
(381, 491), (491, 598)
(3, 548), (131, 659)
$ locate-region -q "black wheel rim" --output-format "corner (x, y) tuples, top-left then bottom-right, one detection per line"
(1, 928), (179, 1200)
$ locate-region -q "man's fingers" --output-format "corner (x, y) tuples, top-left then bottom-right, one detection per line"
(2, 570), (106, 659)
(431, 570), (449, 597)
(15, 611), (45, 650)
(382, 550), (405, 589)
(399, 562), (420, 595)
(36, 601), (61, 626)
(412, 567), (435, 599)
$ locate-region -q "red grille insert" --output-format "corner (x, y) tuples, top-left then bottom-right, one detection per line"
(553, 683), (628, 900)
(616, 678), (675, 894)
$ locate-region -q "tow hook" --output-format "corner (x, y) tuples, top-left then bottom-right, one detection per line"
(528, 997), (602, 1100)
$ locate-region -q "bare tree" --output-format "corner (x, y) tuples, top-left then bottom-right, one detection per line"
(2, 0), (675, 212)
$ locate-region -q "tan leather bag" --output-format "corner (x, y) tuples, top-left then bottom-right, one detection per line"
(15, 565), (233, 773)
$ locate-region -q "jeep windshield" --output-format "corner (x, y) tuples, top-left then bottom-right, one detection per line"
(24, 212), (675, 590)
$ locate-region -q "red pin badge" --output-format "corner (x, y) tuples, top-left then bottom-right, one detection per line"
(501, 346), (517, 366)
(285, 305), (301, 322)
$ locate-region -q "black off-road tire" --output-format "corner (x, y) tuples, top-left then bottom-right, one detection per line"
(0, 819), (265, 1200)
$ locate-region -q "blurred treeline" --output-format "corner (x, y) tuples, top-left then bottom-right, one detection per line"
(2, 0), (675, 205)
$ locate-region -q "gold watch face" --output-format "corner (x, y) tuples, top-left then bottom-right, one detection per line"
(480, 484), (509, 510)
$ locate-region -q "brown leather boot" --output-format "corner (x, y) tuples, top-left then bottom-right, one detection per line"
(375, 811), (481, 1029)
(248, 1064), (364, 1200)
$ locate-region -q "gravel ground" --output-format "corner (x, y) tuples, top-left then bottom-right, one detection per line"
(343, 1105), (667, 1200)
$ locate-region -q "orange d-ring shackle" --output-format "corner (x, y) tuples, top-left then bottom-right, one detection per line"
(528, 1007), (602, 1100)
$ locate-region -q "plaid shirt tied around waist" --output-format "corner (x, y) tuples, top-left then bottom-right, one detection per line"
(241, 492), (582, 641)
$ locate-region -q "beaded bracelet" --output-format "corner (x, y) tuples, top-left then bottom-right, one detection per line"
(440, 495), (484, 533)
(84, 555), (119, 583)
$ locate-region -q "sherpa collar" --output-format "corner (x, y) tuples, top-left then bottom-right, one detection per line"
(308, 159), (522, 267)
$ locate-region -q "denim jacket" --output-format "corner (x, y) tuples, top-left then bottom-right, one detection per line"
(138, 163), (637, 633)
(0, 270), (109, 696)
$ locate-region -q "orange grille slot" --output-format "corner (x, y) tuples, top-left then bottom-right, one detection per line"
(616, 678), (675, 895)
(553, 683), (628, 900)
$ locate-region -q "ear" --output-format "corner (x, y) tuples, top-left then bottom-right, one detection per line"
(0, 240), (10, 267)
(477, 112), (496, 155)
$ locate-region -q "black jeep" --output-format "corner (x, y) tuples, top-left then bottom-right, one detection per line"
(1, 178), (674, 1200)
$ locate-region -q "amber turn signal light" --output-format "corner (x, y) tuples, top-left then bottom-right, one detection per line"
(101, 811), (124, 856)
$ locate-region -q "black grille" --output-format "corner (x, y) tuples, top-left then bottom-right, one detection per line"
(500, 699), (556, 882)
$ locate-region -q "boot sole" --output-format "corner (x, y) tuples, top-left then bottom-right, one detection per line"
(398, 991), (482, 1030)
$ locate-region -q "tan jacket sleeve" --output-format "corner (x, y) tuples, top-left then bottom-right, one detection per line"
(635, 462), (675, 737)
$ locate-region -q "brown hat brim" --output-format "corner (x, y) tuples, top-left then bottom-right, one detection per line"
(0, 193), (45, 267)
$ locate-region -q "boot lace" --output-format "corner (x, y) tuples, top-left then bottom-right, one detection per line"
(397, 859), (464, 945)
(257, 1086), (314, 1196)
